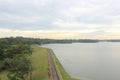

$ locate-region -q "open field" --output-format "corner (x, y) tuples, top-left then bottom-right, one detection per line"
(31, 45), (50, 80)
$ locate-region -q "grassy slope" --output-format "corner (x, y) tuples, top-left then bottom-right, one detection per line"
(31, 45), (49, 80)
(0, 71), (8, 80)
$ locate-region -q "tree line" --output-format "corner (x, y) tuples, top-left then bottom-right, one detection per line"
(0, 37), (32, 80)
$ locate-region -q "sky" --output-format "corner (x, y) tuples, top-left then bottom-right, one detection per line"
(0, 0), (120, 39)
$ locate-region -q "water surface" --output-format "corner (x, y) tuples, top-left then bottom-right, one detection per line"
(42, 42), (120, 80)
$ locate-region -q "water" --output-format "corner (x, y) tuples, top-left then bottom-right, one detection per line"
(42, 42), (120, 80)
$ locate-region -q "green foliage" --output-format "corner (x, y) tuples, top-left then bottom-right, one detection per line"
(0, 37), (32, 80)
(31, 46), (49, 80)
(0, 61), (4, 71)
(7, 55), (31, 80)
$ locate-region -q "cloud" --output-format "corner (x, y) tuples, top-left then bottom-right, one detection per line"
(53, 19), (111, 30)
(0, 13), (41, 23)
(0, 0), (120, 39)
(0, 28), (120, 39)
(0, 28), (84, 39)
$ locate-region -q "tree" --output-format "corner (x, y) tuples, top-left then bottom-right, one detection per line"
(7, 55), (31, 80)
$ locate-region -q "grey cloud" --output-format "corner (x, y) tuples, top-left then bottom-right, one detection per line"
(76, 15), (112, 24)
(0, 0), (120, 32)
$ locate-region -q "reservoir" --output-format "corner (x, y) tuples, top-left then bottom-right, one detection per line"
(43, 42), (120, 80)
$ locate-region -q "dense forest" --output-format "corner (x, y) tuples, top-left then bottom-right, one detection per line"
(0, 37), (32, 80)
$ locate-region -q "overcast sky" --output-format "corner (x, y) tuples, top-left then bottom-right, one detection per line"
(0, 0), (120, 39)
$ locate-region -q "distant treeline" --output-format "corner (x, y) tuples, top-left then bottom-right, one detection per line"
(105, 40), (120, 42)
(0, 37), (120, 45)
(0, 37), (100, 45)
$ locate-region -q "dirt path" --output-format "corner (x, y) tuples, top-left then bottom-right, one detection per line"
(48, 49), (61, 80)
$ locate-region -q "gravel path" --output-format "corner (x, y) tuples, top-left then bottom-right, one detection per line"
(48, 49), (61, 80)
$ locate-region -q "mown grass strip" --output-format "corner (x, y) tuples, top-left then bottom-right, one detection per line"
(31, 45), (50, 80)
(0, 71), (8, 80)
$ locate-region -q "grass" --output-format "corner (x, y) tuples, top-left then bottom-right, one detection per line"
(0, 71), (8, 80)
(31, 45), (50, 80)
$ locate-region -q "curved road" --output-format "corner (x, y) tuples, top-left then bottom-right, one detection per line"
(48, 49), (61, 80)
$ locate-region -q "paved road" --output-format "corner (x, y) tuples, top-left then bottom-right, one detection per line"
(48, 49), (60, 80)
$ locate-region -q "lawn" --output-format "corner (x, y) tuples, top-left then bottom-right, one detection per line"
(31, 45), (50, 80)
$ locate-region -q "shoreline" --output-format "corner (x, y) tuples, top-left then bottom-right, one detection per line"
(48, 48), (80, 80)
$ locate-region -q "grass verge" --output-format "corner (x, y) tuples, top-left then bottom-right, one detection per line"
(0, 71), (8, 80)
(31, 45), (49, 80)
